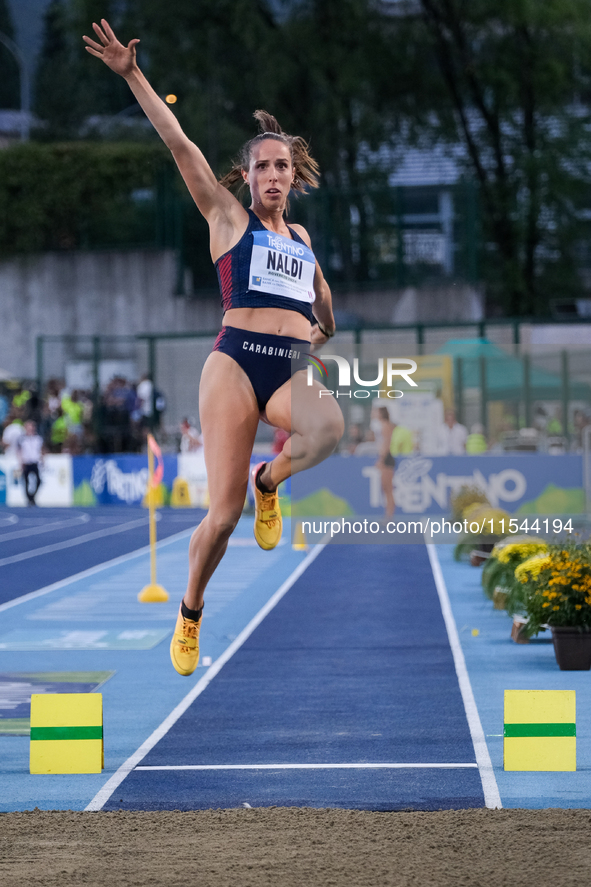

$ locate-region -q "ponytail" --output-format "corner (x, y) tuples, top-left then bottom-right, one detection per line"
(219, 110), (320, 198)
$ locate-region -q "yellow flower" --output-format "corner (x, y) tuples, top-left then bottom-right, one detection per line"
(496, 542), (548, 564)
(463, 506), (510, 536)
(553, 606), (560, 610)
(515, 554), (552, 582)
(463, 502), (489, 522)
(576, 605), (582, 610)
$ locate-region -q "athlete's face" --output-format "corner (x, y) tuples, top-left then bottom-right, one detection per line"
(244, 139), (293, 211)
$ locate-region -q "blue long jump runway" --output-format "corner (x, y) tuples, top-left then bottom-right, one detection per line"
(96, 544), (489, 812)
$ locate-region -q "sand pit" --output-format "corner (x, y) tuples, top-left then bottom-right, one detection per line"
(2, 807), (591, 886)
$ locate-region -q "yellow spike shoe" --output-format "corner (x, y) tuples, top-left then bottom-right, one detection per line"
(170, 605), (202, 676)
(251, 462), (282, 550)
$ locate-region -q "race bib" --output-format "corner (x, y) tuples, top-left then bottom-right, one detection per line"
(248, 230), (316, 303)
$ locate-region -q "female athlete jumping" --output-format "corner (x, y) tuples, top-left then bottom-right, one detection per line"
(84, 19), (343, 675)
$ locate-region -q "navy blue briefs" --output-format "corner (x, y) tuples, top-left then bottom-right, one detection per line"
(212, 326), (310, 410)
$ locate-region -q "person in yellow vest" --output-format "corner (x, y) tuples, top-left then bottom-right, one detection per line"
(61, 391), (85, 451)
(12, 389), (31, 410)
(50, 408), (69, 452)
(390, 421), (414, 457)
(466, 423), (488, 454)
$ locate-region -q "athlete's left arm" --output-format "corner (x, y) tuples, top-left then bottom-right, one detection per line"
(290, 225), (336, 344)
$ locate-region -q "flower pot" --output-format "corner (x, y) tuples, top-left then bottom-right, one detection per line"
(551, 626), (591, 670)
(470, 550), (490, 566)
(511, 615), (529, 644)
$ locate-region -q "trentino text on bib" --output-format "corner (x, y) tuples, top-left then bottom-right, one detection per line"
(248, 230), (316, 303)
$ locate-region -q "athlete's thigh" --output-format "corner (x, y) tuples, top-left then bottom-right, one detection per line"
(265, 371), (343, 437)
(199, 351), (260, 504)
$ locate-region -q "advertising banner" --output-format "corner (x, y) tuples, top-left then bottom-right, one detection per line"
(177, 452), (208, 507)
(0, 455), (73, 507)
(291, 454), (584, 518)
(72, 455), (178, 506)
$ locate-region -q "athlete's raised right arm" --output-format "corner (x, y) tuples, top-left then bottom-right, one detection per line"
(83, 19), (239, 226)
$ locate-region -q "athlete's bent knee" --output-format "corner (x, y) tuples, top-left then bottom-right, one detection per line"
(208, 509), (242, 541)
(307, 414), (344, 460)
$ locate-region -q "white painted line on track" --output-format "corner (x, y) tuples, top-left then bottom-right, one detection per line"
(0, 526), (195, 613)
(85, 543), (326, 812)
(0, 517), (150, 567)
(0, 513), (90, 543)
(0, 514), (19, 526)
(426, 543), (502, 810)
(136, 763), (479, 771)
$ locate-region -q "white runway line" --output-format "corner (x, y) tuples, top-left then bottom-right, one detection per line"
(426, 543), (502, 810)
(136, 763), (479, 771)
(0, 517), (152, 568)
(0, 513), (90, 543)
(85, 543), (326, 812)
(0, 526), (195, 613)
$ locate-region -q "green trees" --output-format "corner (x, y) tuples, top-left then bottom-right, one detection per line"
(34, 0), (137, 139)
(418, 0), (591, 314)
(0, 142), (168, 253)
(130, 0), (415, 286)
(7, 0), (591, 314)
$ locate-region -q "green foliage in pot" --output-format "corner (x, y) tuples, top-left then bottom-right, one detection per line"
(449, 485), (490, 522)
(453, 504), (510, 561)
(481, 537), (549, 614)
(517, 541), (591, 637)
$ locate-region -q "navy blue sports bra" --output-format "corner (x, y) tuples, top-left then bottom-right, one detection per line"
(215, 209), (316, 322)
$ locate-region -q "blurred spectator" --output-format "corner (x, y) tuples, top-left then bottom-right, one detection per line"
(46, 380), (62, 416)
(345, 423), (363, 454)
(390, 421), (414, 456)
(12, 387), (31, 412)
(180, 418), (203, 453)
(2, 411), (24, 455)
(466, 423), (488, 454)
(354, 427), (379, 456)
(99, 376), (136, 452)
(18, 421), (44, 506)
(1, 374), (164, 456)
(375, 407), (395, 519)
(547, 413), (563, 435)
(0, 389), (8, 426)
(137, 374), (154, 426)
(37, 402), (54, 446)
(436, 408), (467, 455)
(50, 407), (69, 452)
(154, 388), (167, 429)
(61, 390), (84, 439)
(572, 409), (591, 451)
(129, 383), (143, 425)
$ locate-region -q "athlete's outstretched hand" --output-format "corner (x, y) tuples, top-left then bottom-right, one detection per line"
(83, 18), (139, 79)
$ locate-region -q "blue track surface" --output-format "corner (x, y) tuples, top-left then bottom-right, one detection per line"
(435, 545), (591, 809)
(0, 507), (205, 605)
(4, 506), (590, 812)
(104, 545), (484, 812)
